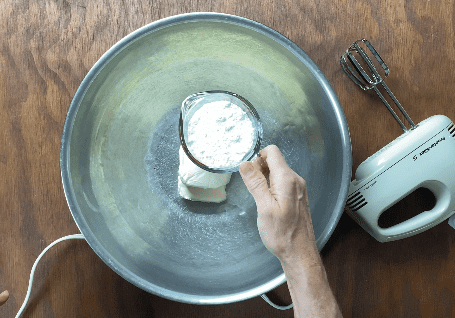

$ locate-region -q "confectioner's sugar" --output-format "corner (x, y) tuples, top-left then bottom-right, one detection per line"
(187, 100), (255, 169)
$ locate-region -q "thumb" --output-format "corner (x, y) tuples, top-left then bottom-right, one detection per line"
(0, 290), (9, 306)
(239, 161), (271, 204)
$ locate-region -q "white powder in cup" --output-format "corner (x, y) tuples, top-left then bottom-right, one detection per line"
(186, 100), (256, 169)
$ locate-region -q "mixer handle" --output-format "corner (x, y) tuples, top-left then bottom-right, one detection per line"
(373, 181), (452, 242)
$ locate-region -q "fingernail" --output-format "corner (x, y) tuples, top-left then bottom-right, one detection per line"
(240, 162), (254, 176)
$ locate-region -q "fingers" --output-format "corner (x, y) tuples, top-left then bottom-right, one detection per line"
(0, 290), (9, 306)
(239, 161), (271, 205)
(253, 154), (270, 178)
(240, 144), (302, 206)
(257, 145), (293, 189)
(258, 145), (289, 173)
(246, 145), (290, 183)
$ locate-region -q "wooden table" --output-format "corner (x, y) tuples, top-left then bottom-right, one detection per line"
(1, 0), (455, 317)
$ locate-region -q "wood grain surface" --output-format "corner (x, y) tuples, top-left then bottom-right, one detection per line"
(1, 0), (455, 317)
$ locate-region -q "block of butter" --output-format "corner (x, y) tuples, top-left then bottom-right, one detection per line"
(178, 147), (232, 203)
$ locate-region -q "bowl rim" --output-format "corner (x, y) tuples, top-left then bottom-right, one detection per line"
(60, 12), (352, 305)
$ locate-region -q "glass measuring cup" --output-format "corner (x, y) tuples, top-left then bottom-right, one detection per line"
(178, 90), (263, 173)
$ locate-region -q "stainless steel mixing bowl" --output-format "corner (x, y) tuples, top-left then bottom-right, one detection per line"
(60, 13), (352, 304)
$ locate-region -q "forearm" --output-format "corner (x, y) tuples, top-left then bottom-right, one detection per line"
(280, 248), (342, 318)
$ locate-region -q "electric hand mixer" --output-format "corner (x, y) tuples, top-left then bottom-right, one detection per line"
(341, 39), (455, 242)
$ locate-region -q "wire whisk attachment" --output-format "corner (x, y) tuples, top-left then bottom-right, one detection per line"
(340, 39), (416, 131)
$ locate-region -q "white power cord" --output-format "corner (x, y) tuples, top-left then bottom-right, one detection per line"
(14, 233), (292, 315)
(15, 234), (85, 318)
(261, 293), (294, 310)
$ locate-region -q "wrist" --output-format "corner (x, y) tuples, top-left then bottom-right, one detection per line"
(278, 241), (321, 271)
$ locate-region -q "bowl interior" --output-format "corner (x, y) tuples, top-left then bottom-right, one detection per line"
(62, 15), (351, 304)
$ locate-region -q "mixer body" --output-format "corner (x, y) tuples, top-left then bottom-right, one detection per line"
(346, 115), (455, 242)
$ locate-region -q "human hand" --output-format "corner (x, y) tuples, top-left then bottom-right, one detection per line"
(0, 290), (9, 306)
(239, 145), (318, 265)
(240, 145), (342, 317)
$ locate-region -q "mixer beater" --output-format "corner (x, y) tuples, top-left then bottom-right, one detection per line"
(341, 39), (416, 131)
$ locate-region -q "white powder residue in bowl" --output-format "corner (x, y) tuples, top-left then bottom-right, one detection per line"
(187, 100), (256, 169)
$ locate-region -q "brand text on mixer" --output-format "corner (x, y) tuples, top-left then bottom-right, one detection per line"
(412, 137), (445, 161)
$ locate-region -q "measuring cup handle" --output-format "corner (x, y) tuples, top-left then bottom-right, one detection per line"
(375, 181), (452, 242)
